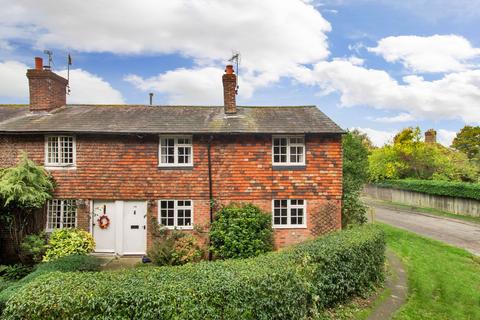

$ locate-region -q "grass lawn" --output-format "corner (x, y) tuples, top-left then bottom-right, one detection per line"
(379, 223), (480, 320)
(365, 198), (480, 225)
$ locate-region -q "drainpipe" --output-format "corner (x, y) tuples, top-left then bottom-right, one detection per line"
(207, 135), (214, 260)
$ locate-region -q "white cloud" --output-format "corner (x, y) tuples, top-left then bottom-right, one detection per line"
(368, 35), (480, 73)
(352, 127), (396, 147)
(372, 113), (416, 123)
(307, 60), (480, 123)
(437, 129), (457, 147)
(0, 60), (124, 104)
(0, 0), (331, 99)
(57, 69), (125, 104)
(0, 60), (29, 99)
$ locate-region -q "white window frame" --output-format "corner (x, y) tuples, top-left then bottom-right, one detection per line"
(44, 135), (76, 168)
(158, 135), (193, 167)
(272, 135), (306, 166)
(45, 199), (78, 232)
(158, 200), (194, 230)
(272, 199), (307, 229)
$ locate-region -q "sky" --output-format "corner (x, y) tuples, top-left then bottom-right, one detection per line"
(0, 0), (479, 147)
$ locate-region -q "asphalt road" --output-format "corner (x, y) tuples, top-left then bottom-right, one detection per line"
(368, 202), (480, 256)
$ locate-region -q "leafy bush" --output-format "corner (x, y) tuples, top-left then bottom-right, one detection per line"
(342, 130), (370, 226)
(375, 179), (480, 201)
(0, 155), (54, 256)
(209, 203), (274, 259)
(2, 225), (385, 320)
(148, 228), (203, 266)
(19, 232), (47, 265)
(0, 265), (32, 281)
(43, 229), (95, 262)
(0, 255), (101, 312)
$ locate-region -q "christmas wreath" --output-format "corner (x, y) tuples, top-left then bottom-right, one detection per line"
(98, 215), (110, 229)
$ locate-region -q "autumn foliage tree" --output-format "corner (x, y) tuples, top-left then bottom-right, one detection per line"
(369, 127), (478, 182)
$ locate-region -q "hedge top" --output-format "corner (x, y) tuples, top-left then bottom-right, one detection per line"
(375, 179), (480, 201)
(2, 225), (386, 320)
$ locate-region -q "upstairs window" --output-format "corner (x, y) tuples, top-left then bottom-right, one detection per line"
(45, 136), (75, 167)
(158, 200), (193, 229)
(272, 136), (305, 166)
(272, 199), (306, 228)
(46, 199), (77, 231)
(159, 135), (193, 167)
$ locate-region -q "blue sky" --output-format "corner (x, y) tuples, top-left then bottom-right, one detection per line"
(0, 0), (479, 146)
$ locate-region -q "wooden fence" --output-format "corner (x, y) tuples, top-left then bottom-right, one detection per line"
(363, 184), (480, 217)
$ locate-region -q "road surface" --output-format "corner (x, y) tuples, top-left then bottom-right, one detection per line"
(367, 201), (480, 256)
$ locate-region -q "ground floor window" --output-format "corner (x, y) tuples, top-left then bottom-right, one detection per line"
(46, 199), (77, 231)
(272, 199), (306, 228)
(158, 200), (193, 229)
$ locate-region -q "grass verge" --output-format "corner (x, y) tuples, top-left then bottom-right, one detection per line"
(365, 198), (480, 225)
(378, 223), (480, 320)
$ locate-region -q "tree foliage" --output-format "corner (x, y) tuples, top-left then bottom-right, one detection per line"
(452, 125), (480, 163)
(369, 127), (479, 182)
(342, 130), (370, 226)
(0, 155), (54, 258)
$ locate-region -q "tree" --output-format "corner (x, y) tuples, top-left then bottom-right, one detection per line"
(342, 130), (370, 226)
(0, 155), (54, 257)
(369, 127), (479, 182)
(452, 126), (480, 163)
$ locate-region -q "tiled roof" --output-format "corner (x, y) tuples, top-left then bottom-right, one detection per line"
(0, 105), (344, 134)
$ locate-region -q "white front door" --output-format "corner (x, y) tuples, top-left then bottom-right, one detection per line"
(92, 201), (116, 253)
(122, 201), (147, 254)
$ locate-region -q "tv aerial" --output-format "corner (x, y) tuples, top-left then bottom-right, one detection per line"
(228, 51), (240, 94)
(43, 50), (53, 69)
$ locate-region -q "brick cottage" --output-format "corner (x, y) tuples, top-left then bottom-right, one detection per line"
(0, 58), (343, 256)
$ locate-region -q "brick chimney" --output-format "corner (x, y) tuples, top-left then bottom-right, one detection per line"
(425, 129), (437, 144)
(222, 65), (237, 114)
(26, 57), (68, 112)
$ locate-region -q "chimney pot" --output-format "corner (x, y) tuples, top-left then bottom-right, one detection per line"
(222, 65), (237, 114)
(34, 57), (43, 70)
(225, 65), (234, 74)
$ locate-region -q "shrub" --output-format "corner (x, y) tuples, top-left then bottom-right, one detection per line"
(148, 228), (203, 266)
(375, 179), (480, 201)
(0, 255), (101, 312)
(209, 203), (274, 259)
(2, 225), (385, 320)
(43, 229), (95, 262)
(19, 232), (47, 265)
(0, 265), (32, 281)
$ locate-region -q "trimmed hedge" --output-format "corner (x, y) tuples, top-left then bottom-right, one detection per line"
(2, 226), (385, 320)
(0, 255), (101, 311)
(375, 179), (480, 201)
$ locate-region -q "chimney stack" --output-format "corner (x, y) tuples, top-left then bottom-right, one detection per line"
(222, 65), (237, 114)
(425, 129), (437, 144)
(26, 56), (68, 112)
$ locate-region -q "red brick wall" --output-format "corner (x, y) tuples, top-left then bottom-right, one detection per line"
(0, 133), (342, 249)
(26, 69), (67, 112)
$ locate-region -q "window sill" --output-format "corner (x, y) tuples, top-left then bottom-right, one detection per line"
(164, 226), (194, 230)
(273, 225), (307, 229)
(158, 165), (193, 170)
(272, 165), (306, 171)
(45, 165), (77, 170)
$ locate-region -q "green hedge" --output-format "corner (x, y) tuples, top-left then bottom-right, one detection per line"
(2, 226), (385, 320)
(375, 179), (480, 201)
(0, 255), (101, 311)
